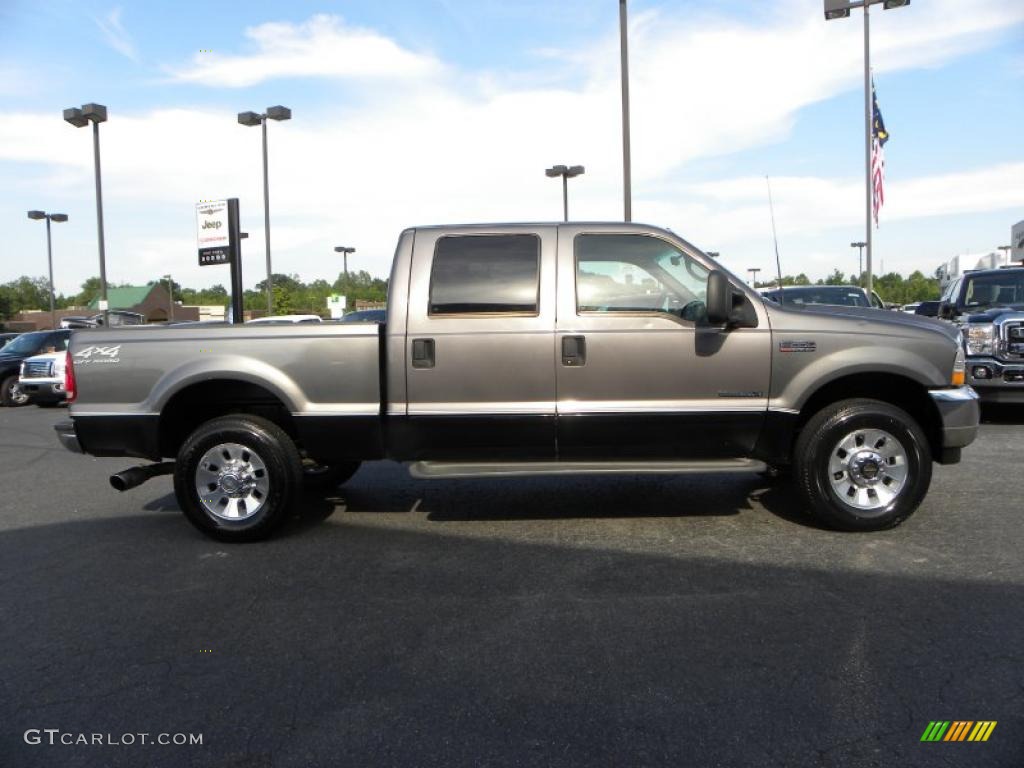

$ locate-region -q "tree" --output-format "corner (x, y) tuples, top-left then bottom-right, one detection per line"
(75, 277), (104, 307)
(820, 269), (847, 286)
(0, 276), (52, 318)
(271, 283), (295, 315)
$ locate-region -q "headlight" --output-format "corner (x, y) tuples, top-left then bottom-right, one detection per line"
(965, 324), (995, 356)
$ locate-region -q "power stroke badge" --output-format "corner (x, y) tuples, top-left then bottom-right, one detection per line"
(779, 340), (817, 353)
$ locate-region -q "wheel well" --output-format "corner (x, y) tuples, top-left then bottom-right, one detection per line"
(158, 380), (296, 458)
(796, 373), (943, 460)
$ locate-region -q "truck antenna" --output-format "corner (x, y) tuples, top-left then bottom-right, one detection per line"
(765, 175), (785, 291)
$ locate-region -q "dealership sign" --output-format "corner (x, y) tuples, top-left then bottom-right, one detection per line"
(196, 200), (230, 266)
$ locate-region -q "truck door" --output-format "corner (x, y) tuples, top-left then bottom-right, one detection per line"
(401, 227), (558, 460)
(554, 228), (772, 459)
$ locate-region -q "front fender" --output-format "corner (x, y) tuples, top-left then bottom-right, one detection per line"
(772, 343), (949, 412)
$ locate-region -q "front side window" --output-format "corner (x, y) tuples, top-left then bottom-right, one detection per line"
(942, 278), (961, 303)
(575, 234), (709, 321)
(429, 234), (540, 315)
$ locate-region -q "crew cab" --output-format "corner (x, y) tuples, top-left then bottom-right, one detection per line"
(939, 266), (1024, 402)
(55, 223), (979, 541)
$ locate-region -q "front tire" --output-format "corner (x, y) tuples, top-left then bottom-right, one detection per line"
(174, 415), (302, 542)
(793, 399), (932, 531)
(1, 375), (29, 407)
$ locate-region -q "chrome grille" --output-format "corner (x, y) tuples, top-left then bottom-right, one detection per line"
(1005, 322), (1024, 360)
(22, 360), (53, 378)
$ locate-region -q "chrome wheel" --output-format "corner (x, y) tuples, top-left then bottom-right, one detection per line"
(827, 428), (908, 512)
(194, 442), (270, 521)
(9, 382), (28, 405)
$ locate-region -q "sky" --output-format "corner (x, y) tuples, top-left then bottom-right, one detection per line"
(0, 0), (1022, 297)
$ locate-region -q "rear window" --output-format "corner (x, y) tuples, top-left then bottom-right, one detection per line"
(429, 234), (540, 315)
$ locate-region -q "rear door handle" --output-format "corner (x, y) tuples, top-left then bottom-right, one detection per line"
(411, 338), (435, 368)
(561, 335), (586, 366)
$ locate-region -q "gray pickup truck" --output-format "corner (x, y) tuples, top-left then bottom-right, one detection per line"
(56, 223), (979, 541)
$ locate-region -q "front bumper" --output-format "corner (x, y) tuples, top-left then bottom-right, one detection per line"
(54, 420), (84, 454)
(965, 356), (1024, 402)
(21, 380), (66, 403)
(929, 386), (980, 461)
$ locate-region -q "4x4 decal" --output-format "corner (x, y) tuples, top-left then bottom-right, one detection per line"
(74, 345), (121, 364)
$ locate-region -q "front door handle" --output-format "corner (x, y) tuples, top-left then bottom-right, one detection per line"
(411, 338), (435, 368)
(561, 335), (586, 366)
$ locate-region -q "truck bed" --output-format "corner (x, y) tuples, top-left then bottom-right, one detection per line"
(69, 322), (383, 461)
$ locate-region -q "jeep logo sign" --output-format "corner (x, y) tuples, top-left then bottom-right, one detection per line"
(196, 200), (230, 265)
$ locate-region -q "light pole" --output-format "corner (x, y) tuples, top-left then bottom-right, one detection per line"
(63, 102), (108, 325)
(545, 165), (585, 221)
(334, 246), (356, 284)
(163, 273), (174, 322)
(748, 267), (761, 287)
(27, 211), (68, 329)
(851, 241), (866, 283)
(238, 105), (292, 314)
(619, 0), (632, 222)
(824, 0), (909, 298)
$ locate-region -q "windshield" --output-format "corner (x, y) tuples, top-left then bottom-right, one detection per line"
(1, 331), (48, 356)
(962, 272), (1024, 309)
(776, 287), (869, 308)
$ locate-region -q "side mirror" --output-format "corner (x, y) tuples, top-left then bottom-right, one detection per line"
(939, 301), (955, 320)
(706, 270), (731, 325)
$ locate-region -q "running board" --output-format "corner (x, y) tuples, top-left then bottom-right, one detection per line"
(408, 458), (767, 480)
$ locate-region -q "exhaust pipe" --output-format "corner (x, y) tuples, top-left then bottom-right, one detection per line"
(110, 462), (175, 492)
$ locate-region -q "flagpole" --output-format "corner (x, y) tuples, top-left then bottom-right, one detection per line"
(863, 2), (873, 297)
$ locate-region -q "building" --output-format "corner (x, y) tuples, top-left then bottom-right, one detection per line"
(1013, 219), (1024, 264)
(86, 284), (199, 323)
(5, 284), (213, 331)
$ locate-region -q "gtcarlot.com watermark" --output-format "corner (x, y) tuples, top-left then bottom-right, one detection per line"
(24, 729), (203, 747)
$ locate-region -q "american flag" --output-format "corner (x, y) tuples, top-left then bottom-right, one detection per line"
(871, 79), (888, 227)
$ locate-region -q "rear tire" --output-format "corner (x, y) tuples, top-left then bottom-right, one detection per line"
(174, 415), (302, 542)
(793, 398), (932, 531)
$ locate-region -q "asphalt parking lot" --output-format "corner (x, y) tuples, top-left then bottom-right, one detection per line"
(1, 404), (1023, 767)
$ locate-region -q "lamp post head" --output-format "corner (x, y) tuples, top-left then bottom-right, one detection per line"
(334, 246), (355, 255)
(823, 0), (852, 19)
(265, 105), (292, 121)
(237, 111), (263, 127)
(50, 213), (68, 223)
(28, 210), (46, 220)
(566, 165), (585, 178)
(240, 232), (249, 239)
(882, 0), (910, 9)
(545, 165), (568, 177)
(81, 103), (108, 123)
(63, 107), (89, 127)
(850, 241), (866, 248)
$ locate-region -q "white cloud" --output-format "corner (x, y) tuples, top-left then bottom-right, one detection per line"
(168, 14), (442, 87)
(94, 7), (138, 62)
(2, 2), (1022, 294)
